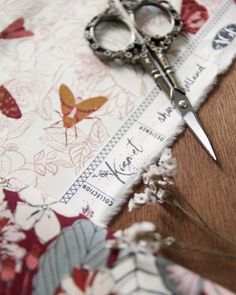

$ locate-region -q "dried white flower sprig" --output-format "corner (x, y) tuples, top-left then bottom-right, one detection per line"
(128, 148), (177, 211)
(107, 222), (175, 255)
(128, 148), (236, 248)
(108, 223), (236, 260)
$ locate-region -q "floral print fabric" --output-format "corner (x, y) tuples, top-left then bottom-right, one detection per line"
(0, 184), (235, 295)
(0, 186), (82, 295)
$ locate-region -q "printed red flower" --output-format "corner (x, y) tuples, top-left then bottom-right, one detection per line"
(73, 268), (92, 292)
(181, 0), (209, 34)
(0, 218), (9, 231)
(0, 18), (33, 39)
(54, 288), (66, 295)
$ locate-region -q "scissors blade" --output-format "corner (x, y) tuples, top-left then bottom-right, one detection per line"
(172, 89), (217, 161)
(183, 111), (217, 161)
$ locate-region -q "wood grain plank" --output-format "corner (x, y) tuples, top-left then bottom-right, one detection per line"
(110, 61), (236, 292)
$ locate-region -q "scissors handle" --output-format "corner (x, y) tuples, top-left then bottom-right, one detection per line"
(84, 0), (181, 62)
(152, 50), (182, 91)
(140, 48), (188, 113)
(122, 0), (182, 51)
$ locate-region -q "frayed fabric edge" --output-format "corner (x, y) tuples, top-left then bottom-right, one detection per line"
(103, 50), (236, 226)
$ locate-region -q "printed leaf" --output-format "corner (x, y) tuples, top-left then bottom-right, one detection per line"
(36, 96), (52, 120)
(34, 150), (45, 162)
(34, 163), (46, 176)
(46, 151), (57, 161)
(40, 127), (75, 152)
(100, 250), (172, 295)
(46, 163), (58, 175)
(55, 159), (72, 168)
(33, 219), (109, 295)
(7, 113), (35, 139)
(69, 141), (92, 171)
(41, 125), (87, 152)
(89, 120), (109, 149)
(4, 143), (18, 152)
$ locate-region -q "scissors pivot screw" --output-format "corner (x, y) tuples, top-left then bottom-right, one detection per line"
(178, 100), (188, 109)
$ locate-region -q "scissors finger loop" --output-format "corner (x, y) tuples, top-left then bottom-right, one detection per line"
(122, 0), (181, 51)
(85, 7), (142, 63)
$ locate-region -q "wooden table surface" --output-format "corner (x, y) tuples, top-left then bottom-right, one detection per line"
(110, 61), (236, 293)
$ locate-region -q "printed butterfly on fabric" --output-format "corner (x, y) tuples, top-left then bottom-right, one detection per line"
(50, 84), (107, 146)
(0, 18), (33, 39)
(181, 0), (209, 34)
(0, 86), (22, 119)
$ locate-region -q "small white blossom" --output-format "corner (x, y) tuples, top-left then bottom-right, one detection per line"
(128, 198), (142, 212)
(133, 192), (149, 205)
(147, 180), (157, 194)
(128, 148), (177, 212)
(111, 223), (163, 254)
(128, 190), (152, 211)
(164, 236), (175, 246)
(158, 148), (177, 176)
(124, 222), (156, 240)
(157, 180), (168, 186)
(142, 149), (177, 184)
(144, 188), (157, 205)
(142, 164), (163, 184)
(156, 188), (166, 203)
(1, 224), (26, 242)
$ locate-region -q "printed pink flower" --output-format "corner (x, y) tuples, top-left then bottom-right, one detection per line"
(0, 257), (16, 282)
(0, 144), (36, 190)
(5, 72), (44, 115)
(166, 264), (235, 295)
(166, 264), (200, 295)
(0, 242), (26, 272)
(1, 224), (25, 243)
(181, 0), (209, 34)
(14, 187), (78, 244)
(25, 245), (40, 271)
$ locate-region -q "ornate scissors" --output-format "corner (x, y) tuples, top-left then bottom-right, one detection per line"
(84, 0), (217, 161)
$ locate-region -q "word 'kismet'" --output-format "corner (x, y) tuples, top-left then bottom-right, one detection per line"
(93, 138), (144, 184)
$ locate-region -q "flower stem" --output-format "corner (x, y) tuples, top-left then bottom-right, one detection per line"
(163, 191), (236, 248)
(171, 241), (236, 260)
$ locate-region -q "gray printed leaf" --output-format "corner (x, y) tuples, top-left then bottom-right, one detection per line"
(33, 219), (109, 295)
(155, 257), (233, 295)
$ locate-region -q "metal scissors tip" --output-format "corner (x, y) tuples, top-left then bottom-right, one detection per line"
(183, 111), (217, 162)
